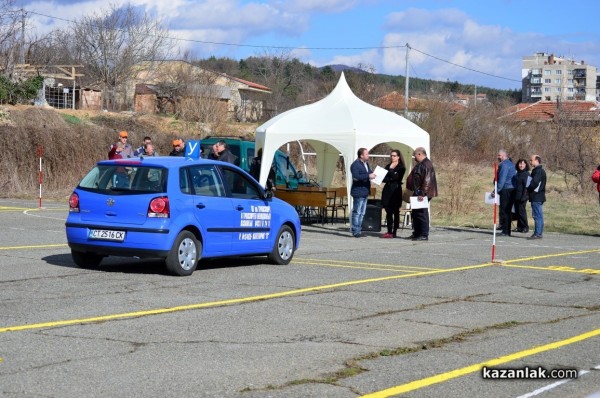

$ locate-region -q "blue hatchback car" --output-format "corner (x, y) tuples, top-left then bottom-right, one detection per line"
(66, 156), (301, 276)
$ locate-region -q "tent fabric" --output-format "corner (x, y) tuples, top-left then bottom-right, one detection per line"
(255, 72), (430, 201)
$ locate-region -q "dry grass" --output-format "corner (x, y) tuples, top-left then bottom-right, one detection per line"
(433, 161), (600, 236)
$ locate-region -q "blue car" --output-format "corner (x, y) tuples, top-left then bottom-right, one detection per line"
(66, 156), (301, 276)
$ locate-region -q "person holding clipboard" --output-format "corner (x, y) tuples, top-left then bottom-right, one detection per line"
(406, 147), (437, 241)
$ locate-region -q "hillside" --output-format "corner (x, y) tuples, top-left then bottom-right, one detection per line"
(0, 106), (258, 198)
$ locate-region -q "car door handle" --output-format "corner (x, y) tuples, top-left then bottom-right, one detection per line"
(196, 203), (206, 209)
(236, 205), (244, 211)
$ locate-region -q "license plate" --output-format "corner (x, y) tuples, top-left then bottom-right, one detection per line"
(89, 229), (126, 241)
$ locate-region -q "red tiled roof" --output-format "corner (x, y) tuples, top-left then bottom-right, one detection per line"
(376, 91), (429, 111)
(226, 75), (272, 92)
(502, 101), (600, 122)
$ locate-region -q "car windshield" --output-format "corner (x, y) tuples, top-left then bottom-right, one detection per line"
(78, 165), (167, 194)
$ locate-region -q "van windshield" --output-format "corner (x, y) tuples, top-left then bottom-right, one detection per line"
(78, 165), (167, 194)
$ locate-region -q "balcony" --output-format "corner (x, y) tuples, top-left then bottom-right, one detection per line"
(574, 70), (586, 78)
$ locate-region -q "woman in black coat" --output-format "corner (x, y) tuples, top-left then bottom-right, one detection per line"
(513, 159), (530, 233)
(381, 149), (406, 238)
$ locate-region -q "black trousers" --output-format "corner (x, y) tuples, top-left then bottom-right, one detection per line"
(499, 189), (514, 234)
(412, 200), (431, 238)
(514, 200), (529, 231)
(384, 205), (400, 234)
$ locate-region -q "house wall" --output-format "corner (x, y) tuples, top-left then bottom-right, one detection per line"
(79, 89), (102, 111)
(135, 93), (157, 113)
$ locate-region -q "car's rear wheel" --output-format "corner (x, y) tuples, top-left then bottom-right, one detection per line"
(166, 231), (200, 276)
(71, 250), (103, 268)
(268, 225), (295, 265)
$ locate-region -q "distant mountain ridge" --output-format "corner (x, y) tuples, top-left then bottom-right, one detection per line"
(320, 64), (365, 73)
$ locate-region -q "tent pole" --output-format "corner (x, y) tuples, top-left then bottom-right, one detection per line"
(405, 43), (410, 117)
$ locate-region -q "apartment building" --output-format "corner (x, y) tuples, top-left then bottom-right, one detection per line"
(522, 52), (599, 103)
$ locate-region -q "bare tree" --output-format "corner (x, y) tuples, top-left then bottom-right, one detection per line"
(69, 4), (173, 110)
(0, 1), (24, 74)
(247, 50), (309, 115)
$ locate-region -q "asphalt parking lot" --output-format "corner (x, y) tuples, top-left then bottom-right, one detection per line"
(1, 198), (599, 397)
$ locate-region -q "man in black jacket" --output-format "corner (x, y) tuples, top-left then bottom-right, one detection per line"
(210, 140), (239, 165)
(527, 154), (547, 240)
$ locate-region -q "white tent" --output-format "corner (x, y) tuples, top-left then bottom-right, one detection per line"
(255, 72), (430, 199)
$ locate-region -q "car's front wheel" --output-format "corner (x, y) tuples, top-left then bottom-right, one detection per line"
(268, 225), (295, 265)
(165, 231), (200, 276)
(71, 250), (103, 268)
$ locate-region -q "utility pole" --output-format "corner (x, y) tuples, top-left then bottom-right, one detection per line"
(404, 43), (410, 117)
(474, 84), (477, 108)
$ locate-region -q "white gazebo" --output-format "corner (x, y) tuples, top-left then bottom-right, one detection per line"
(255, 73), (430, 199)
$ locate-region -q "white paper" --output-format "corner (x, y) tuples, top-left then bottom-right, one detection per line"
(526, 176), (532, 188)
(372, 165), (388, 186)
(534, 182), (541, 192)
(485, 192), (499, 205)
(410, 196), (429, 209)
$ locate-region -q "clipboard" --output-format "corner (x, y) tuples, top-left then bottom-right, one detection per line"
(410, 196), (429, 209)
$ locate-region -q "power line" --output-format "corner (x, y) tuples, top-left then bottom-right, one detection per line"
(410, 46), (522, 83)
(24, 8), (529, 84)
(25, 10), (408, 51)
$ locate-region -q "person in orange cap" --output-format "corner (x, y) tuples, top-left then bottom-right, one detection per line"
(108, 131), (134, 159)
(169, 139), (185, 157)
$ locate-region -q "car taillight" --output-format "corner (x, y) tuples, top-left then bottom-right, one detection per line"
(148, 196), (170, 218)
(68, 192), (80, 212)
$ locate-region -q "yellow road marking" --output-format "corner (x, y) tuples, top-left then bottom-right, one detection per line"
(361, 327), (600, 397)
(0, 244), (68, 251)
(500, 249), (600, 264)
(502, 264), (600, 275)
(0, 206), (31, 210)
(294, 260), (423, 273)
(0, 262), (493, 334)
(300, 258), (441, 270)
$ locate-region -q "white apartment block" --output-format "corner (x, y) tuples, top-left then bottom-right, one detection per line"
(522, 52), (600, 103)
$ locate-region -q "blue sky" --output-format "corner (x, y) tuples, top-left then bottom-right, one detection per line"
(18, 0), (600, 90)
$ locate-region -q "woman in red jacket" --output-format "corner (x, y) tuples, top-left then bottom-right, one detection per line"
(593, 165), (600, 206)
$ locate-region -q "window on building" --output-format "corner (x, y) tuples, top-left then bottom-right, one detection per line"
(555, 78), (561, 84)
(544, 70), (551, 75)
(555, 70), (562, 75)
(544, 87), (551, 92)
(567, 70), (573, 75)
(568, 79), (573, 85)
(556, 87), (561, 92)
(531, 78), (541, 83)
(532, 69), (541, 74)
(567, 88), (574, 93)
(544, 79), (551, 83)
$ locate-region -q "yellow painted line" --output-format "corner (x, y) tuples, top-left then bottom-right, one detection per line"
(501, 264), (600, 275)
(500, 249), (600, 264)
(0, 244), (68, 251)
(294, 260), (421, 273)
(361, 327), (600, 397)
(0, 262), (493, 334)
(0, 206), (30, 210)
(300, 258), (441, 271)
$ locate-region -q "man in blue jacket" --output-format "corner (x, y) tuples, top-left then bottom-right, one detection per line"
(350, 148), (375, 237)
(495, 149), (516, 236)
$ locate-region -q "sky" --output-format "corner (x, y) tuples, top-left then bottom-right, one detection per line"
(17, 0), (600, 90)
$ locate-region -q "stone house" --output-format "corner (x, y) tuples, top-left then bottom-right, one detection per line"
(129, 60), (271, 122)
